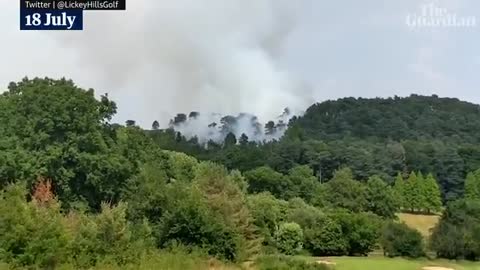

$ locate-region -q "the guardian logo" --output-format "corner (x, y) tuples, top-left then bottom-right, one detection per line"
(406, 1), (476, 28)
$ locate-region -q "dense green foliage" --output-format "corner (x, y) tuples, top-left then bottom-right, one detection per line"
(0, 78), (145, 209)
(274, 222), (304, 255)
(394, 172), (442, 213)
(365, 175), (399, 218)
(247, 192), (288, 247)
(244, 165), (320, 203)
(0, 183), (152, 269)
(2, 78), (480, 268)
(331, 211), (382, 256)
(430, 199), (480, 260)
(288, 95), (480, 142)
(0, 78), (260, 267)
(380, 222), (425, 258)
(152, 95), (480, 202)
(465, 169), (480, 200)
(322, 168), (368, 212)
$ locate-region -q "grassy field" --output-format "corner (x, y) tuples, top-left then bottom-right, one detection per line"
(299, 213), (478, 270)
(2, 256), (479, 270)
(309, 256), (480, 270)
(397, 213), (440, 237)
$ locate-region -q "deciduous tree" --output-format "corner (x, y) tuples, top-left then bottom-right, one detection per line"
(366, 175), (399, 218)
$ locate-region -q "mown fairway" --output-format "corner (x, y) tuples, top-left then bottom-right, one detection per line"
(311, 257), (480, 270)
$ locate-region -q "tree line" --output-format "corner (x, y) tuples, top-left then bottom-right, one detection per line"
(394, 172), (442, 214)
(150, 95), (480, 202)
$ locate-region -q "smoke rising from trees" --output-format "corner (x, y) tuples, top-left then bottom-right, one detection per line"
(51, 0), (314, 141)
(167, 108), (294, 144)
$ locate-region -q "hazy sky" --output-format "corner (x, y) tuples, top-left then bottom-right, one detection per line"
(1, 0), (479, 127)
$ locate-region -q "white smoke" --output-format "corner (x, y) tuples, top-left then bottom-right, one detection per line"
(50, 0), (314, 141)
(169, 108), (295, 144)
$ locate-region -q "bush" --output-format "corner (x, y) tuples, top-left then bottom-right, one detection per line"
(430, 199), (480, 260)
(380, 222), (425, 258)
(247, 192), (288, 246)
(429, 222), (466, 260)
(193, 161), (261, 260)
(287, 198), (324, 228)
(91, 203), (153, 265)
(63, 202), (153, 268)
(0, 184), (69, 268)
(127, 161), (260, 262)
(157, 186), (241, 261)
(275, 222), (304, 255)
(304, 218), (348, 256)
(332, 211), (382, 256)
(0, 183), (153, 269)
(286, 198), (347, 256)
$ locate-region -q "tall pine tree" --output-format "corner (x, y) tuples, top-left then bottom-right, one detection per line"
(417, 171), (428, 211)
(393, 173), (405, 210)
(404, 172), (420, 212)
(465, 169), (480, 200)
(424, 173), (442, 213)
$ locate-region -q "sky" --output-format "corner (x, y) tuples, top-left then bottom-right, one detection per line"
(1, 0), (479, 127)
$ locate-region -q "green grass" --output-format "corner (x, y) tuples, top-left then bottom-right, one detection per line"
(2, 255), (479, 270)
(301, 256), (480, 270)
(397, 213), (440, 237)
(255, 255), (328, 270)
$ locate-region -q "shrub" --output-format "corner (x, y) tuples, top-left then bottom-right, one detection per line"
(126, 161), (261, 262)
(429, 222), (466, 260)
(380, 222), (425, 258)
(0, 184), (69, 268)
(275, 222), (304, 255)
(287, 198), (324, 228)
(286, 198), (347, 256)
(332, 211), (382, 256)
(91, 203), (152, 265)
(64, 202), (153, 268)
(247, 192), (288, 246)
(430, 199), (480, 260)
(194, 161), (261, 260)
(0, 183), (153, 269)
(304, 218), (348, 256)
(157, 188), (241, 261)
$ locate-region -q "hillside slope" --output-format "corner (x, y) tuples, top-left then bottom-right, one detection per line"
(287, 95), (480, 143)
(151, 95), (480, 201)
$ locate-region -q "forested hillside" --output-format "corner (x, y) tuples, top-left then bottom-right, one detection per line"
(151, 95), (480, 201)
(288, 95), (480, 142)
(1, 78), (480, 269)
